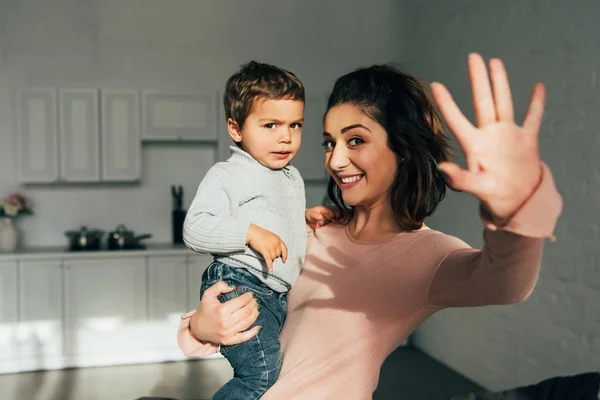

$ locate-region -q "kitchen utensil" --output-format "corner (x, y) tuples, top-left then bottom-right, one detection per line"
(107, 224), (152, 250)
(171, 185), (183, 211)
(171, 185), (185, 244)
(172, 209), (186, 244)
(65, 226), (104, 251)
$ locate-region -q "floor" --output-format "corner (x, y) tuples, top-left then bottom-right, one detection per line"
(0, 346), (484, 400)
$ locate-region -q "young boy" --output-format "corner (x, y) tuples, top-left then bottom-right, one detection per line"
(181, 61), (329, 399)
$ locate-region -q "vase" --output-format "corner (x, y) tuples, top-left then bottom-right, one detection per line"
(0, 217), (19, 253)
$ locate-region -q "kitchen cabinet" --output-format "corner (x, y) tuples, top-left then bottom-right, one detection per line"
(141, 91), (218, 142)
(100, 90), (141, 181)
(292, 93), (329, 182)
(16, 88), (60, 183)
(18, 260), (64, 371)
(0, 261), (18, 373)
(147, 255), (188, 353)
(59, 89), (101, 182)
(63, 257), (146, 364)
(16, 87), (142, 184)
(0, 249), (216, 374)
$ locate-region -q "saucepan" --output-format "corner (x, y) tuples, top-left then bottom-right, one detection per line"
(107, 224), (153, 250)
(65, 226), (105, 251)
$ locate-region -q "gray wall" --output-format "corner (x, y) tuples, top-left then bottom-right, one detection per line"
(405, 0), (600, 391)
(0, 0), (406, 247)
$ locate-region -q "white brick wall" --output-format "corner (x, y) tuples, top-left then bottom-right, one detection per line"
(405, 0), (600, 391)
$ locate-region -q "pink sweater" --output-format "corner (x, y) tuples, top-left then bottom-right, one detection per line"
(178, 163), (562, 399)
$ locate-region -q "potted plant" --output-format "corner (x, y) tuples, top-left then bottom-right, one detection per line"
(0, 192), (33, 252)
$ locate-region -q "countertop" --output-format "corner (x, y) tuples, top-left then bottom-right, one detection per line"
(0, 243), (202, 261)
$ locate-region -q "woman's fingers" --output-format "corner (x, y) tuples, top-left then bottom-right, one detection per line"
(522, 83), (546, 137)
(468, 53), (497, 126)
(226, 305), (259, 337)
(221, 291), (254, 316)
(437, 161), (488, 197)
(222, 326), (261, 346)
(204, 280), (235, 301)
(431, 82), (476, 151)
(489, 58), (514, 122)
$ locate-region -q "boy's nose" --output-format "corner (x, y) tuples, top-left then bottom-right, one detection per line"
(278, 129), (292, 143)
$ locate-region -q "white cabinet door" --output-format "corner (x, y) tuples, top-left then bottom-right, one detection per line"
(18, 260), (64, 371)
(292, 94), (329, 181)
(142, 91), (218, 142)
(147, 256), (187, 352)
(0, 261), (18, 373)
(59, 89), (100, 182)
(100, 90), (141, 181)
(63, 257), (146, 364)
(16, 88), (59, 183)
(186, 254), (213, 310)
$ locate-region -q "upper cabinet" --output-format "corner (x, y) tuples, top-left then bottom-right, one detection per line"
(142, 91), (218, 142)
(16, 87), (142, 183)
(16, 88), (60, 183)
(292, 94), (329, 182)
(101, 90), (141, 181)
(59, 89), (101, 182)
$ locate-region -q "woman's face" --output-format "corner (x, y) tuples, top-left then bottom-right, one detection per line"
(323, 103), (398, 208)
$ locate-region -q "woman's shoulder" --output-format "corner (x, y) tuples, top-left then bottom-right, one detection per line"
(386, 226), (472, 258)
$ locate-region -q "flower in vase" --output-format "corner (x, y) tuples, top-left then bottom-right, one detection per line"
(0, 192), (34, 219)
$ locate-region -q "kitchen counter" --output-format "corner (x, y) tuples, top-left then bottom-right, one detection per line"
(0, 243), (197, 261)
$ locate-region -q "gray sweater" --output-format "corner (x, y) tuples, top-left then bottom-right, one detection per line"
(183, 146), (307, 292)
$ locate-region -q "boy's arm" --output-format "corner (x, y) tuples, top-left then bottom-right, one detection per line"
(183, 166), (251, 254)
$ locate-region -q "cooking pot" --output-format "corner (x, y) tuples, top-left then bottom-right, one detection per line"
(65, 226), (104, 251)
(107, 224), (152, 250)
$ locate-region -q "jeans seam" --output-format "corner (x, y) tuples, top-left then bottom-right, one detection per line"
(255, 333), (269, 396)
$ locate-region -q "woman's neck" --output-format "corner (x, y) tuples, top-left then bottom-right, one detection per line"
(347, 201), (404, 242)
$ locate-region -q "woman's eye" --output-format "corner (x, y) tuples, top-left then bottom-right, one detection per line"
(348, 137), (364, 147)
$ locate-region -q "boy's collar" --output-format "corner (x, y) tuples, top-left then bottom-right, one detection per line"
(228, 146), (291, 172)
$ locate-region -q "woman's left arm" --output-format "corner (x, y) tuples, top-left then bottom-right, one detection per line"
(427, 162), (562, 307)
(426, 53), (563, 307)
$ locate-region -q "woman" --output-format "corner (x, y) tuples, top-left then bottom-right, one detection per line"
(178, 53), (562, 399)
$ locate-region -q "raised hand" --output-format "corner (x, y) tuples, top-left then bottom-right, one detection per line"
(432, 53), (545, 225)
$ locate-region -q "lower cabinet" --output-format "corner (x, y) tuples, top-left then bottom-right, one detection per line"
(0, 261), (18, 374)
(0, 252), (215, 374)
(18, 260), (64, 371)
(63, 257), (147, 366)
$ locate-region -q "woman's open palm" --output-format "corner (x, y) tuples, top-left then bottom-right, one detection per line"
(432, 53), (545, 225)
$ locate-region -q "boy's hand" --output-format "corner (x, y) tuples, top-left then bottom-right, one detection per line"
(246, 224), (288, 272)
(305, 206), (338, 233)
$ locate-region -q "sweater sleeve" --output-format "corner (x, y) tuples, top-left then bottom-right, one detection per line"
(183, 166), (252, 254)
(427, 162), (563, 307)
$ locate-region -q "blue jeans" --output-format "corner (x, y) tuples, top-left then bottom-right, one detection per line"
(200, 262), (287, 400)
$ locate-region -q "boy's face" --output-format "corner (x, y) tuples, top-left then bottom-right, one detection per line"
(228, 98), (304, 170)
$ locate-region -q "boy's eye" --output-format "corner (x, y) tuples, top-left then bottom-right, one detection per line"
(291, 123), (303, 129)
(321, 140), (334, 150)
(264, 123), (277, 129)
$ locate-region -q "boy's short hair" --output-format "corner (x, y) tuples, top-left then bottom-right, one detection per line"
(224, 61), (305, 129)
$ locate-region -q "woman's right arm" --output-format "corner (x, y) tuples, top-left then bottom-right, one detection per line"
(177, 281), (260, 357)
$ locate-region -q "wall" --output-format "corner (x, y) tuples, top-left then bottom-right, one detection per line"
(0, 0), (407, 246)
(405, 0), (600, 390)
